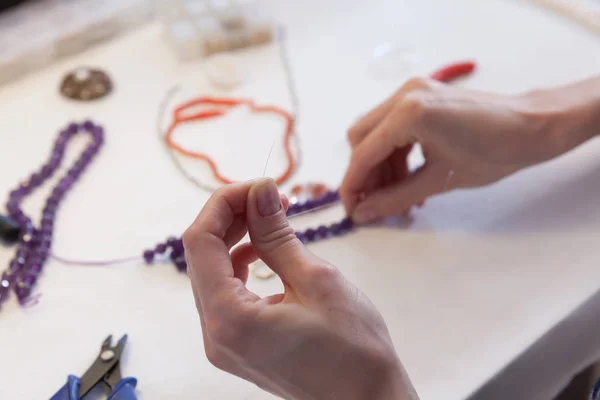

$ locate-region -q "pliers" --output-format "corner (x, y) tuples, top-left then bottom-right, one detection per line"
(50, 335), (137, 400)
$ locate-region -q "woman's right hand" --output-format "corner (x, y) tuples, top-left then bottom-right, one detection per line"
(340, 76), (600, 223)
(184, 179), (418, 400)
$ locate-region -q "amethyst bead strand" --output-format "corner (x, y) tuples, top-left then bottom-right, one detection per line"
(286, 190), (339, 216)
(142, 191), (350, 274)
(0, 121), (104, 308)
(142, 236), (187, 272)
(295, 217), (354, 244)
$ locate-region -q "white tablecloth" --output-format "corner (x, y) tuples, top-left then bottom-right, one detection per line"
(1, 1), (600, 399)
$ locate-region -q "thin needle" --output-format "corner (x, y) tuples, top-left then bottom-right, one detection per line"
(262, 139), (277, 177)
(287, 200), (341, 219)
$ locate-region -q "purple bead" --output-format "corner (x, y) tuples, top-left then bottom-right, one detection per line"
(166, 236), (178, 248)
(40, 165), (53, 178)
(42, 212), (55, 222)
(16, 248), (28, 259)
(48, 159), (60, 170)
(170, 249), (182, 261)
(305, 228), (316, 242)
(340, 217), (354, 231)
(6, 200), (19, 213)
(15, 286), (30, 303)
(82, 148), (95, 158)
(8, 260), (23, 274)
(295, 231), (307, 244)
(18, 184), (31, 195)
(171, 240), (184, 254)
(93, 125), (104, 136)
(38, 252), (49, 264)
(38, 255), (49, 265)
(27, 264), (42, 274)
(174, 257), (187, 272)
(316, 225), (329, 239)
(40, 235), (52, 245)
(82, 120), (95, 131)
(38, 245), (50, 259)
(330, 223), (342, 236)
(29, 173), (43, 186)
(55, 133), (68, 144)
(22, 275), (36, 288)
(304, 200), (315, 210)
(155, 243), (167, 254)
(29, 253), (42, 264)
(143, 250), (154, 264)
(13, 212), (25, 224)
(286, 207), (298, 217)
(325, 191), (339, 203)
(58, 180), (72, 192)
(300, 203), (312, 213)
(51, 188), (63, 198)
(67, 122), (79, 135)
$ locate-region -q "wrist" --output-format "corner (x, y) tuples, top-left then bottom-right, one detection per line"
(520, 77), (600, 163)
(369, 357), (419, 400)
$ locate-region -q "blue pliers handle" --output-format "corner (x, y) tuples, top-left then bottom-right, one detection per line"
(50, 335), (138, 400)
(51, 376), (137, 400)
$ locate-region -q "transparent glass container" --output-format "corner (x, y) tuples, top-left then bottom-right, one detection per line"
(155, 0), (274, 60)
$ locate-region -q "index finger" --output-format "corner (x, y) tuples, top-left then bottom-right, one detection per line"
(340, 99), (418, 214)
(183, 181), (258, 306)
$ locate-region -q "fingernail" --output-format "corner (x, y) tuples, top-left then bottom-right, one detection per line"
(256, 179), (281, 217)
(353, 205), (376, 224)
(280, 194), (289, 212)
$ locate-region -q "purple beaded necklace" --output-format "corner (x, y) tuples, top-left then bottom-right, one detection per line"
(1, 120), (354, 309)
(140, 190), (354, 271)
(0, 121), (103, 307)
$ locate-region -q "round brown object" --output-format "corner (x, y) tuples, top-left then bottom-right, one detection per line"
(249, 26), (273, 45)
(60, 67), (113, 101)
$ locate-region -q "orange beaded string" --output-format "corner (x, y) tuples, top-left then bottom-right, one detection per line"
(164, 96), (297, 185)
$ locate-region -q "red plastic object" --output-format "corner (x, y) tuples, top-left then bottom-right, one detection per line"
(430, 61), (476, 82)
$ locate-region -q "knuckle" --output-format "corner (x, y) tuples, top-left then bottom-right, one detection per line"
(212, 185), (228, 198)
(182, 226), (198, 252)
(349, 142), (370, 168)
(303, 264), (346, 302)
(255, 219), (297, 251)
(400, 91), (428, 117)
(347, 125), (362, 146)
(403, 76), (432, 91)
(304, 262), (341, 285)
(205, 346), (227, 370)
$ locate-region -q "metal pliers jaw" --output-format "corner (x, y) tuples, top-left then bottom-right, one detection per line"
(50, 335), (137, 400)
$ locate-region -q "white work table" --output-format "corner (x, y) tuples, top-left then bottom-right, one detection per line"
(1, 0), (600, 399)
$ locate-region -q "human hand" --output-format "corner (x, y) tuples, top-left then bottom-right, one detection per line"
(340, 76), (597, 223)
(183, 178), (418, 400)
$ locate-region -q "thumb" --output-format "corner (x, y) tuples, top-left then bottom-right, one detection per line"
(246, 178), (310, 284)
(352, 165), (446, 223)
